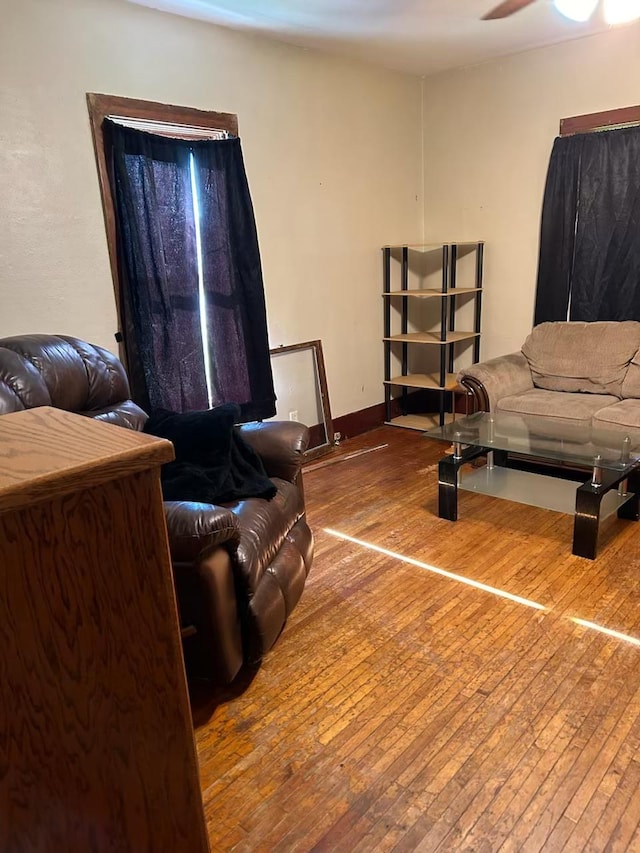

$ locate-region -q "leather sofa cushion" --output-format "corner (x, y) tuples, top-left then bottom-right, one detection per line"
(593, 399), (640, 433)
(0, 335), (133, 414)
(238, 421), (309, 482)
(247, 538), (307, 656)
(81, 400), (148, 431)
(521, 321), (640, 397)
(225, 477), (304, 592)
(496, 389), (618, 425)
(164, 501), (240, 563)
(0, 347), (51, 413)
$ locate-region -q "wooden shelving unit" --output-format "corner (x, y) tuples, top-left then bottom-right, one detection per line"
(382, 241), (484, 430)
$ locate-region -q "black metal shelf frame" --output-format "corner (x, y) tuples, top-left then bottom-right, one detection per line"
(383, 242), (484, 427)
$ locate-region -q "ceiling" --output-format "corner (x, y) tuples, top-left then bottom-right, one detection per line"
(125, 0), (618, 76)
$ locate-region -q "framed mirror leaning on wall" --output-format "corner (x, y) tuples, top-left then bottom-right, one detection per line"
(269, 340), (335, 460)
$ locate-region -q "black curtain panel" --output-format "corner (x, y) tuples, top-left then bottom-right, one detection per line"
(570, 127), (640, 321)
(104, 121), (275, 419)
(533, 135), (582, 325)
(193, 138), (276, 422)
(534, 125), (640, 324)
(105, 120), (207, 411)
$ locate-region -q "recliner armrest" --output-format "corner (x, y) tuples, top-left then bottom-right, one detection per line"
(458, 352), (534, 412)
(164, 501), (240, 563)
(238, 421), (309, 483)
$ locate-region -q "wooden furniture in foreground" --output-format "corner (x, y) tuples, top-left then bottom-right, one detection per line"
(0, 407), (209, 852)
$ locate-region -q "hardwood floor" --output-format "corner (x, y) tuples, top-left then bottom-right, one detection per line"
(193, 426), (640, 852)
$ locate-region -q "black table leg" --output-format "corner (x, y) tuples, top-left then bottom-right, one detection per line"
(438, 446), (486, 522)
(618, 492), (640, 521)
(618, 469), (640, 521)
(493, 449), (508, 467)
(573, 482), (603, 559)
(439, 455), (459, 521)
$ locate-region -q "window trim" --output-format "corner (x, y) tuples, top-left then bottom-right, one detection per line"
(86, 93), (238, 337)
(560, 104), (640, 137)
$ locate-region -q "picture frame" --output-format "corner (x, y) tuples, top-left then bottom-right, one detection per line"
(270, 340), (335, 460)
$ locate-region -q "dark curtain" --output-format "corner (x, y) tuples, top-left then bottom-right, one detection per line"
(104, 121), (275, 420)
(104, 120), (207, 412)
(194, 138), (276, 422)
(534, 125), (640, 324)
(533, 135), (581, 324)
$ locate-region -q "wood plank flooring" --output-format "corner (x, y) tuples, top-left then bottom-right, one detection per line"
(193, 427), (640, 852)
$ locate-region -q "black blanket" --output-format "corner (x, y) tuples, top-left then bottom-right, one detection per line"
(144, 404), (277, 504)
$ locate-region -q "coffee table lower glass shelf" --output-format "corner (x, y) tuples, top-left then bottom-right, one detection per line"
(424, 412), (640, 559)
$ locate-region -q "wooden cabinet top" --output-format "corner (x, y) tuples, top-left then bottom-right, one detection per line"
(0, 407), (174, 515)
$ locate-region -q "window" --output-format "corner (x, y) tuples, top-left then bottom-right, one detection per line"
(87, 94), (275, 418)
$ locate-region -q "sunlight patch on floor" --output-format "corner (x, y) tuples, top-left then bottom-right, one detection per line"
(571, 617), (640, 647)
(324, 527), (547, 611)
(324, 528), (640, 647)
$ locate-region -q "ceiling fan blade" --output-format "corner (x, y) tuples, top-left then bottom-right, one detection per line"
(482, 0), (538, 19)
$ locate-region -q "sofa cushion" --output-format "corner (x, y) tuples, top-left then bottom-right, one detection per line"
(496, 389), (618, 426)
(0, 334), (134, 413)
(592, 399), (640, 434)
(225, 477), (304, 592)
(81, 400), (148, 431)
(521, 321), (640, 397)
(621, 353), (640, 399)
(0, 347), (51, 414)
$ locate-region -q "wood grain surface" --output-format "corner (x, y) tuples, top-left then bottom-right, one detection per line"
(0, 407), (173, 515)
(560, 104), (640, 136)
(193, 426), (640, 852)
(0, 410), (208, 852)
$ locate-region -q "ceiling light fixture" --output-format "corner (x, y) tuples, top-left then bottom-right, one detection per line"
(553, 0), (640, 22)
(553, 0), (598, 20)
(602, 0), (640, 23)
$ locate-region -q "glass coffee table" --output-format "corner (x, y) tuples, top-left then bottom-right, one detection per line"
(424, 411), (640, 559)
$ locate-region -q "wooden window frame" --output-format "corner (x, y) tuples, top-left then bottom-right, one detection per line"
(560, 104), (640, 137)
(86, 93), (238, 337)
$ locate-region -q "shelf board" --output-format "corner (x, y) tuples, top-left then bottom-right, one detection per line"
(385, 373), (460, 391)
(385, 413), (456, 431)
(460, 466), (627, 519)
(382, 242), (484, 251)
(384, 331), (480, 345)
(382, 288), (482, 299)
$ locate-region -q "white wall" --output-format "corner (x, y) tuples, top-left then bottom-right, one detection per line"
(422, 23), (640, 360)
(0, 0), (422, 419)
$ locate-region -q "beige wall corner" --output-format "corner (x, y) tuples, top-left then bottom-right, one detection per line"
(421, 23), (640, 361)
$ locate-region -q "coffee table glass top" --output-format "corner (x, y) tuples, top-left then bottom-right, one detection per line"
(424, 411), (640, 473)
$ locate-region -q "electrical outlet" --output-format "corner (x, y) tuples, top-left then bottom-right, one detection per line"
(289, 410), (298, 421)
(333, 431), (342, 444)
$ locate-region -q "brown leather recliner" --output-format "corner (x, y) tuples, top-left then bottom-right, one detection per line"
(0, 334), (313, 683)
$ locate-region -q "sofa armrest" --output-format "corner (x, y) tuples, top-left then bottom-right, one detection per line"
(238, 421), (309, 483)
(164, 501), (240, 563)
(458, 352), (533, 412)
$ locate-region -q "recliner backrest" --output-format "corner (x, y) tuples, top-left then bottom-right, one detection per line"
(0, 334), (147, 430)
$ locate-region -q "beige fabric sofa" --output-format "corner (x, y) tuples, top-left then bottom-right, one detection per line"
(458, 321), (640, 433)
